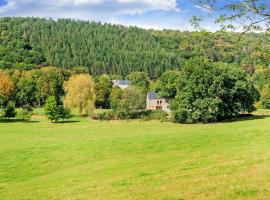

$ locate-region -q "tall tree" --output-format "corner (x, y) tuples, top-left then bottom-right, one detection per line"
(127, 72), (150, 93)
(64, 74), (96, 116)
(173, 57), (259, 123)
(0, 70), (14, 104)
(116, 86), (145, 115)
(94, 75), (112, 109)
(110, 86), (123, 112)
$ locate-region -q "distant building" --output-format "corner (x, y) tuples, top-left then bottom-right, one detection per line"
(146, 92), (170, 112)
(111, 80), (129, 89)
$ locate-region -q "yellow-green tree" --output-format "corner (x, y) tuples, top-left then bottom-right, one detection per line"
(64, 74), (95, 116)
(260, 85), (270, 109)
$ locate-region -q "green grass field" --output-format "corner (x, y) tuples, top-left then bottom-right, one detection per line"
(0, 114), (270, 200)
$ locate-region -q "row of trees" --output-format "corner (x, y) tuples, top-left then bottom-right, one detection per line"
(1, 58), (270, 123)
(0, 67), (150, 122)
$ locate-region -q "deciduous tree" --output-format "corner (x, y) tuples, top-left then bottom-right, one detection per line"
(173, 58), (259, 123)
(127, 72), (150, 93)
(64, 74), (96, 116)
(95, 75), (112, 109)
(0, 70), (14, 103)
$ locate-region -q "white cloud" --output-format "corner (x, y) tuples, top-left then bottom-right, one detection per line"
(0, 0), (179, 16)
(195, 4), (211, 13)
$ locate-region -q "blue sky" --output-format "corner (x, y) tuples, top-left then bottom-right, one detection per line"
(0, 0), (221, 31)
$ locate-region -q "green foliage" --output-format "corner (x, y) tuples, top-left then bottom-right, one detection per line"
(4, 101), (17, 118)
(35, 67), (69, 106)
(260, 85), (270, 109)
(147, 110), (168, 121)
(16, 75), (37, 106)
(155, 70), (180, 100)
(92, 111), (117, 121)
(92, 110), (168, 121)
(44, 96), (60, 123)
(110, 86), (123, 111)
(16, 108), (32, 121)
(173, 58), (259, 123)
(58, 106), (72, 121)
(252, 68), (270, 108)
(0, 17), (181, 79)
(44, 96), (70, 123)
(10, 67), (70, 107)
(115, 86), (145, 117)
(94, 75), (112, 109)
(2, 17), (270, 79)
(127, 71), (150, 93)
(192, 0), (270, 33)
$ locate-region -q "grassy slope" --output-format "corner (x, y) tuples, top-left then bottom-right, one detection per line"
(0, 116), (270, 200)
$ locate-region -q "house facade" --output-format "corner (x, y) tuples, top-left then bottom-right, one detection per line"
(111, 80), (129, 89)
(146, 92), (170, 112)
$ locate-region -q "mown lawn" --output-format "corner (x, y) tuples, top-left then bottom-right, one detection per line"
(0, 115), (270, 200)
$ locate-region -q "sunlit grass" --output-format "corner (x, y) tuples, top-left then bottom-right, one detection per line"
(0, 114), (269, 199)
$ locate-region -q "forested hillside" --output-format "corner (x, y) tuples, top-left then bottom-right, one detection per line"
(0, 17), (270, 78)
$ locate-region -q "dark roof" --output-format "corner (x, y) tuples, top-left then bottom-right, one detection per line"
(112, 80), (129, 85)
(147, 91), (161, 100)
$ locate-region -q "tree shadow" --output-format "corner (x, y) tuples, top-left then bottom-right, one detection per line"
(220, 114), (270, 123)
(0, 119), (39, 123)
(57, 120), (80, 124)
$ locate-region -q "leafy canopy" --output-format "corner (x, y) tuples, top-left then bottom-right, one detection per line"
(64, 74), (96, 117)
(172, 58), (259, 123)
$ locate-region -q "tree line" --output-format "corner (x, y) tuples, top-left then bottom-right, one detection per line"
(1, 17), (270, 79)
(1, 59), (270, 123)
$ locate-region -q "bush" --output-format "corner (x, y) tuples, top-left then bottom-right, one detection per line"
(150, 110), (168, 121)
(92, 111), (116, 121)
(0, 108), (5, 118)
(16, 108), (32, 121)
(172, 109), (189, 123)
(92, 110), (168, 121)
(4, 101), (16, 118)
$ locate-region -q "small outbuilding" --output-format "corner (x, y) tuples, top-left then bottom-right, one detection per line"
(146, 92), (170, 112)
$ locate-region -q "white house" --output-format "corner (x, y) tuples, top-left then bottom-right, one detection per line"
(111, 80), (129, 89)
(146, 92), (170, 112)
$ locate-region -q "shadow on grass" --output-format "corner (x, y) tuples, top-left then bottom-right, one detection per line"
(0, 118), (81, 124)
(220, 114), (270, 123)
(0, 119), (39, 123)
(58, 120), (80, 124)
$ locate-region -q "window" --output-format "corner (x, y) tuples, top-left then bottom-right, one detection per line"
(156, 106), (162, 110)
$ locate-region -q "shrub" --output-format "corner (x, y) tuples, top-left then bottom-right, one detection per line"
(92, 110), (168, 121)
(92, 111), (116, 121)
(172, 109), (189, 123)
(4, 101), (16, 118)
(16, 108), (32, 121)
(45, 96), (71, 123)
(150, 110), (168, 121)
(0, 108), (5, 118)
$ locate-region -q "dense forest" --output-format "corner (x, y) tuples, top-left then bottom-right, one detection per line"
(1, 17), (270, 79)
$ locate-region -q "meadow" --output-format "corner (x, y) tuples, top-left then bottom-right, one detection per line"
(0, 113), (270, 200)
